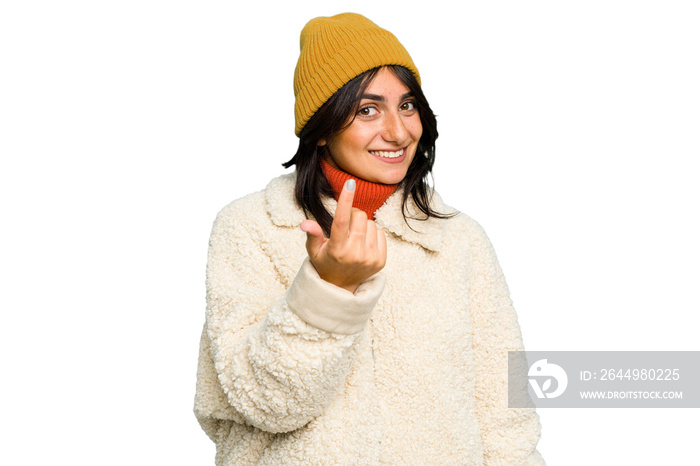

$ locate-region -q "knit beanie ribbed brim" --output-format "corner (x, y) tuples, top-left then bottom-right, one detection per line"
(293, 13), (420, 136)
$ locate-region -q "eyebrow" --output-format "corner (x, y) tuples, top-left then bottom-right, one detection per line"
(359, 92), (414, 102)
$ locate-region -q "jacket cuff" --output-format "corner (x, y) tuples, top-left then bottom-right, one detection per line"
(286, 258), (385, 335)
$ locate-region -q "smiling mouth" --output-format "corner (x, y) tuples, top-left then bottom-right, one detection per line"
(369, 148), (405, 159)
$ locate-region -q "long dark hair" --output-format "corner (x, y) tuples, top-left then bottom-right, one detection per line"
(282, 65), (453, 236)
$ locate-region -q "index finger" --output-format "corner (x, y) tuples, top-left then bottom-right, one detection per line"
(330, 178), (356, 239)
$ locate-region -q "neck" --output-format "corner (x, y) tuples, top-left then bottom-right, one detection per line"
(321, 159), (399, 219)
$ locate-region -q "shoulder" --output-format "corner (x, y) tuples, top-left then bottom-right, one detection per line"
(446, 211), (490, 243)
(435, 195), (496, 253)
(375, 188), (492, 253)
(208, 173), (304, 253)
(206, 173), (308, 289)
(213, 172), (302, 229)
(211, 187), (267, 236)
(427, 190), (490, 239)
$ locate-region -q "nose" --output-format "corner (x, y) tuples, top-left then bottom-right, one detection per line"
(382, 111), (408, 144)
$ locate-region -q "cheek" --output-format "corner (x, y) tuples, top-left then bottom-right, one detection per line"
(339, 128), (373, 152)
(407, 115), (423, 138)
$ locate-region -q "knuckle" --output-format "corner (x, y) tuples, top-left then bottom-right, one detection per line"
(327, 244), (344, 259)
(351, 208), (367, 222)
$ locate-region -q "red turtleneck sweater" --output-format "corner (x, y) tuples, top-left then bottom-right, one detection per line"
(320, 159), (398, 219)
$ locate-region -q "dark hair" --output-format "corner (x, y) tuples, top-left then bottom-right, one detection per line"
(282, 65), (453, 236)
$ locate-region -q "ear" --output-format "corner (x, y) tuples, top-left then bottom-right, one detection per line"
(317, 139), (327, 147)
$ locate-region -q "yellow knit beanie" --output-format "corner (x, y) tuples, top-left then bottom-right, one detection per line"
(293, 13), (421, 136)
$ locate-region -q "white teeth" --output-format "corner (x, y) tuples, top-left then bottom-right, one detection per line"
(370, 148), (404, 158)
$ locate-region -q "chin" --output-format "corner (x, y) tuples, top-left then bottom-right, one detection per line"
(375, 172), (408, 185)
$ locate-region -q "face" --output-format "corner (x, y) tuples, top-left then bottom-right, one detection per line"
(320, 67), (423, 184)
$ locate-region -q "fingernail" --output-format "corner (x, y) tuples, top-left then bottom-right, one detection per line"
(345, 179), (356, 192)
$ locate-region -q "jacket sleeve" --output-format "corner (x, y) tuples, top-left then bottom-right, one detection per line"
(194, 203), (384, 438)
(467, 221), (545, 465)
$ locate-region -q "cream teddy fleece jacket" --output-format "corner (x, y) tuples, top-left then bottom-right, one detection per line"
(194, 173), (545, 465)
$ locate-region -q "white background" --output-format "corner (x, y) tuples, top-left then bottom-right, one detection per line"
(1, 1), (698, 464)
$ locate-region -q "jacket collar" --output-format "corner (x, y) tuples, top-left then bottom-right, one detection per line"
(264, 173), (454, 252)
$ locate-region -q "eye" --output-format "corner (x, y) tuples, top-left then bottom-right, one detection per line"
(358, 106), (378, 117)
(400, 101), (417, 112)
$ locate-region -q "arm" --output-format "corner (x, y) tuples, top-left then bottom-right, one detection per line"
(194, 199), (384, 437)
(467, 221), (545, 465)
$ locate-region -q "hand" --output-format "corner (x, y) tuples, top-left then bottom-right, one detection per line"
(300, 179), (387, 293)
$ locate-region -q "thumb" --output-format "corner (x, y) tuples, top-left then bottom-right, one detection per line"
(300, 219), (325, 255)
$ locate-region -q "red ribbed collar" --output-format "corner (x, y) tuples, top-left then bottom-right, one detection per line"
(321, 158), (399, 219)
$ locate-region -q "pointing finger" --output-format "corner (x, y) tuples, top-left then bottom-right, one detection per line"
(330, 179), (356, 240)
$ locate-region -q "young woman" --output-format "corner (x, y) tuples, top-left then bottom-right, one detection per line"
(195, 13), (545, 465)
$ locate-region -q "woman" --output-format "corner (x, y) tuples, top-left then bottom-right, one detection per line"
(195, 13), (545, 465)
